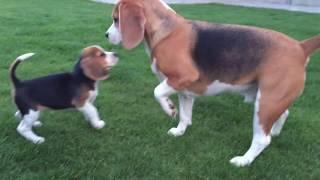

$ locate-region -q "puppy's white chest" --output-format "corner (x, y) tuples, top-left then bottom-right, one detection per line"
(88, 84), (98, 103)
(89, 89), (98, 98)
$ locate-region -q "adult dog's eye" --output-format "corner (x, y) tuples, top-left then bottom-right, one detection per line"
(113, 18), (119, 23)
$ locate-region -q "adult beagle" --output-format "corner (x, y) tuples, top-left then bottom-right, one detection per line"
(105, 0), (320, 166)
(10, 45), (118, 144)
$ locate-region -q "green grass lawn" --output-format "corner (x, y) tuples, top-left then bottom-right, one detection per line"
(0, 0), (320, 179)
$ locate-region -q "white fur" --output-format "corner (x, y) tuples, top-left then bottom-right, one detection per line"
(204, 80), (255, 96)
(154, 79), (178, 118)
(15, 111), (42, 127)
(230, 90), (271, 167)
(168, 94), (194, 137)
(89, 83), (99, 103)
(78, 102), (105, 129)
(106, 22), (122, 45)
(16, 53), (35, 61)
(17, 110), (45, 144)
(305, 57), (310, 67)
(105, 51), (119, 68)
(204, 80), (257, 103)
(151, 58), (166, 81)
(271, 110), (289, 137)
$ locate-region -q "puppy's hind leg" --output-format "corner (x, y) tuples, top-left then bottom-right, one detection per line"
(15, 110), (42, 127)
(17, 110), (45, 144)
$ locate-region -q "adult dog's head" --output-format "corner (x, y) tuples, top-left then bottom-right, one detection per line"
(105, 0), (178, 50)
(106, 0), (146, 49)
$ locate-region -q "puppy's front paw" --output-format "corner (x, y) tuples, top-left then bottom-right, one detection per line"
(230, 156), (253, 167)
(167, 128), (185, 137)
(92, 120), (105, 129)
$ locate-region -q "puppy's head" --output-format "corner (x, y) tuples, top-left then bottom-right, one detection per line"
(106, 0), (146, 49)
(80, 45), (118, 81)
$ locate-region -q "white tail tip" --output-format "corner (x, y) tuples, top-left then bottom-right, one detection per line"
(16, 53), (35, 61)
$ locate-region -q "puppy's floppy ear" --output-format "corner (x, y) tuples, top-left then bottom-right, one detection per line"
(80, 57), (108, 81)
(119, 2), (146, 49)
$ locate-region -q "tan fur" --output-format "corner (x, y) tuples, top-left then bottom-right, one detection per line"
(301, 35), (320, 57)
(81, 47), (110, 81)
(152, 23), (199, 90)
(72, 85), (91, 107)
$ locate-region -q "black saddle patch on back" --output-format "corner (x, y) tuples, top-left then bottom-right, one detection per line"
(192, 22), (270, 82)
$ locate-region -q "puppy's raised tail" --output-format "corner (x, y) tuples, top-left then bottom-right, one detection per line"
(301, 35), (320, 57)
(9, 53), (35, 87)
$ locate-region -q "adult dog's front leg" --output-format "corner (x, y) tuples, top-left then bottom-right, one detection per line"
(168, 94), (194, 137)
(151, 60), (177, 118)
(154, 79), (178, 118)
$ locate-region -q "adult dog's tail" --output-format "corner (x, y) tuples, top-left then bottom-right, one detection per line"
(9, 53), (35, 87)
(301, 35), (320, 57)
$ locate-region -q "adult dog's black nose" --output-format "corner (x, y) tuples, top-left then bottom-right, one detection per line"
(105, 33), (109, 39)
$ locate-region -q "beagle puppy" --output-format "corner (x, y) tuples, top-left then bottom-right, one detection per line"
(10, 45), (118, 144)
(106, 0), (320, 167)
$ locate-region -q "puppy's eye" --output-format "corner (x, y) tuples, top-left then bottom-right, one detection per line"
(100, 53), (106, 57)
(113, 18), (119, 23)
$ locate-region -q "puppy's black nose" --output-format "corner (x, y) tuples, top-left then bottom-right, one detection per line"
(113, 52), (119, 58)
(105, 33), (109, 39)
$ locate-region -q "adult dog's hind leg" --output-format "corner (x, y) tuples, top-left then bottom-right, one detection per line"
(17, 110), (44, 144)
(271, 110), (289, 137)
(230, 78), (303, 167)
(230, 90), (272, 167)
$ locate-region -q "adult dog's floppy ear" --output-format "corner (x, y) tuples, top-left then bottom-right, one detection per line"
(119, 2), (146, 49)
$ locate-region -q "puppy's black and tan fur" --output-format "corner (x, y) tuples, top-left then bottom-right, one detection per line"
(10, 45), (118, 144)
